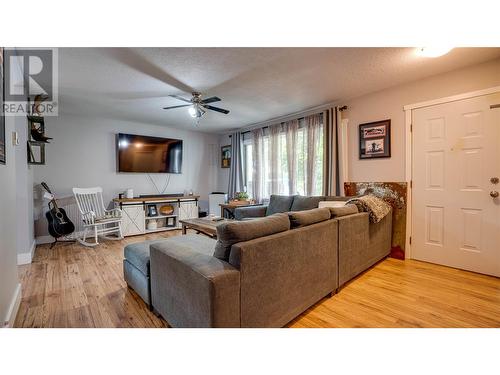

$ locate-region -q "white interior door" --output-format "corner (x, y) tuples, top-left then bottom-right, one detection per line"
(412, 92), (500, 277)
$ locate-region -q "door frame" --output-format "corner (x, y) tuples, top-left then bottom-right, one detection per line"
(403, 85), (500, 259)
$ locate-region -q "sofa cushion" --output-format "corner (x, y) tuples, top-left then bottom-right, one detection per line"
(288, 207), (331, 228)
(125, 236), (217, 275)
(266, 195), (295, 216)
(290, 195), (325, 211)
(214, 213), (290, 261)
(124, 239), (168, 275)
(329, 204), (358, 218)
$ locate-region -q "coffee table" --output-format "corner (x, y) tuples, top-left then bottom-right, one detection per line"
(179, 217), (231, 238)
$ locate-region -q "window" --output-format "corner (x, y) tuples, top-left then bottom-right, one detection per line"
(243, 116), (324, 200)
(243, 140), (253, 197)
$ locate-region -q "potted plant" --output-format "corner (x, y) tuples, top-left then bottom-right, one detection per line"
(234, 191), (249, 202)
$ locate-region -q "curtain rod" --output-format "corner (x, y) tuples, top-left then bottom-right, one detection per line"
(240, 116), (304, 135)
(228, 105), (348, 137)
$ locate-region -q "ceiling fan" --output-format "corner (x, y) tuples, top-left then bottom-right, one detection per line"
(163, 92), (230, 119)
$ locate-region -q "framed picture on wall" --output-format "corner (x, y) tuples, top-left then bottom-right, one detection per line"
(0, 47), (5, 165)
(221, 144), (231, 168)
(359, 119), (391, 159)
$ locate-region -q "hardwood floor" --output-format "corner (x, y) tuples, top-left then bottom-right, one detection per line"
(289, 258), (500, 328)
(15, 231), (500, 328)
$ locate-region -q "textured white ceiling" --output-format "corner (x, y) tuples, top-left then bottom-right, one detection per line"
(57, 47), (500, 133)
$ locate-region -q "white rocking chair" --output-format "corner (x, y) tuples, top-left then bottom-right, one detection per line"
(72, 187), (123, 247)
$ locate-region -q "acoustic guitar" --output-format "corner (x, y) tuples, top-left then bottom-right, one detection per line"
(41, 182), (75, 239)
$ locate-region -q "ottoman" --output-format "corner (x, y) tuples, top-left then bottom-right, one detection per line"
(123, 239), (168, 309)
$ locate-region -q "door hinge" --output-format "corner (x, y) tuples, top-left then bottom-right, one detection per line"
(409, 236), (412, 245)
(410, 124), (413, 132)
(410, 180), (413, 188)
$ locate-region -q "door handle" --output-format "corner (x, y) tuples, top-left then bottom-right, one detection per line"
(490, 191), (499, 198)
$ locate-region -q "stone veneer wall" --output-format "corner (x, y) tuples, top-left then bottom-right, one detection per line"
(344, 182), (407, 260)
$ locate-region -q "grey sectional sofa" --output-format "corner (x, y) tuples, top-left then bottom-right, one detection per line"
(147, 205), (392, 328)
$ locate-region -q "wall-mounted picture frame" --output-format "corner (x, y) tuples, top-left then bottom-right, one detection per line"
(359, 119), (391, 159)
(27, 141), (46, 165)
(0, 47), (6, 165)
(221, 144), (231, 168)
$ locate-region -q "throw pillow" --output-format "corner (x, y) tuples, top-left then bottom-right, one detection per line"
(265, 195), (296, 216)
(290, 195), (325, 211)
(213, 213), (290, 261)
(329, 204), (358, 218)
(288, 207), (331, 228)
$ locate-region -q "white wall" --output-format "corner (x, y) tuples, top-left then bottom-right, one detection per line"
(32, 113), (220, 237)
(0, 113), (21, 326)
(0, 54), (35, 325)
(344, 58), (500, 182)
(15, 117), (35, 263)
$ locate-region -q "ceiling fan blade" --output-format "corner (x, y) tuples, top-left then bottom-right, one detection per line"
(201, 96), (221, 104)
(163, 104), (192, 110)
(203, 105), (230, 114)
(108, 91), (173, 100)
(169, 94), (192, 103)
(103, 48), (194, 93)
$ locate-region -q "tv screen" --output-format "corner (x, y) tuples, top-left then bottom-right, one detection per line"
(117, 133), (183, 173)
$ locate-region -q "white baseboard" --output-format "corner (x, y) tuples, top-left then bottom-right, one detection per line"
(36, 233), (83, 245)
(17, 240), (36, 265)
(35, 235), (53, 245)
(3, 283), (22, 328)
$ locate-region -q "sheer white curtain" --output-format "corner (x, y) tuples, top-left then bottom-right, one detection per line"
(305, 113), (322, 195)
(268, 123), (281, 194)
(250, 113), (324, 202)
(284, 119), (298, 195)
(251, 128), (265, 202)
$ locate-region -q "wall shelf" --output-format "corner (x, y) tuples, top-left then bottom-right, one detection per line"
(145, 214), (177, 220)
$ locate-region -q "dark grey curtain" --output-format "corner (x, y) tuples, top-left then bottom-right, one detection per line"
(324, 107), (341, 196)
(227, 132), (244, 199)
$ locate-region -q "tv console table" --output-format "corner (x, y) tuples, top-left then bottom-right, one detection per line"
(113, 195), (199, 237)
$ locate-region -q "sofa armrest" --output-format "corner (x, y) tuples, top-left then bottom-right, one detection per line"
(150, 243), (240, 327)
(233, 205), (267, 220)
(336, 210), (392, 287)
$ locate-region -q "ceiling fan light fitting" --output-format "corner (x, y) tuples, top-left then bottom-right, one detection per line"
(165, 92), (228, 121)
(196, 106), (205, 118)
(188, 106), (197, 118)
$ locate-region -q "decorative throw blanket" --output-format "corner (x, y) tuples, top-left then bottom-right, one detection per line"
(346, 194), (391, 223)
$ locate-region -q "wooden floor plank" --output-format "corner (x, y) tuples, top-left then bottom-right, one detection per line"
(14, 230), (500, 328)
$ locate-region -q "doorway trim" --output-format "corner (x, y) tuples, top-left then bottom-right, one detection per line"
(403, 85), (500, 259)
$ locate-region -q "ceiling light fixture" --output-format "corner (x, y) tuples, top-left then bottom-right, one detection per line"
(417, 47), (454, 58)
(188, 104), (206, 119)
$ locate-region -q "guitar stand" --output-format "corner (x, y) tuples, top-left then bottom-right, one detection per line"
(50, 237), (76, 249)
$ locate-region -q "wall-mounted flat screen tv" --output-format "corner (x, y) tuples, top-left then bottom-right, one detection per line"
(117, 133), (183, 173)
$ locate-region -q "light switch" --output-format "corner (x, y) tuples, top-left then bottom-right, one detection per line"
(12, 131), (19, 146)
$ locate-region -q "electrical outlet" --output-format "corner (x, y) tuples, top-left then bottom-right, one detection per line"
(12, 131), (19, 146)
